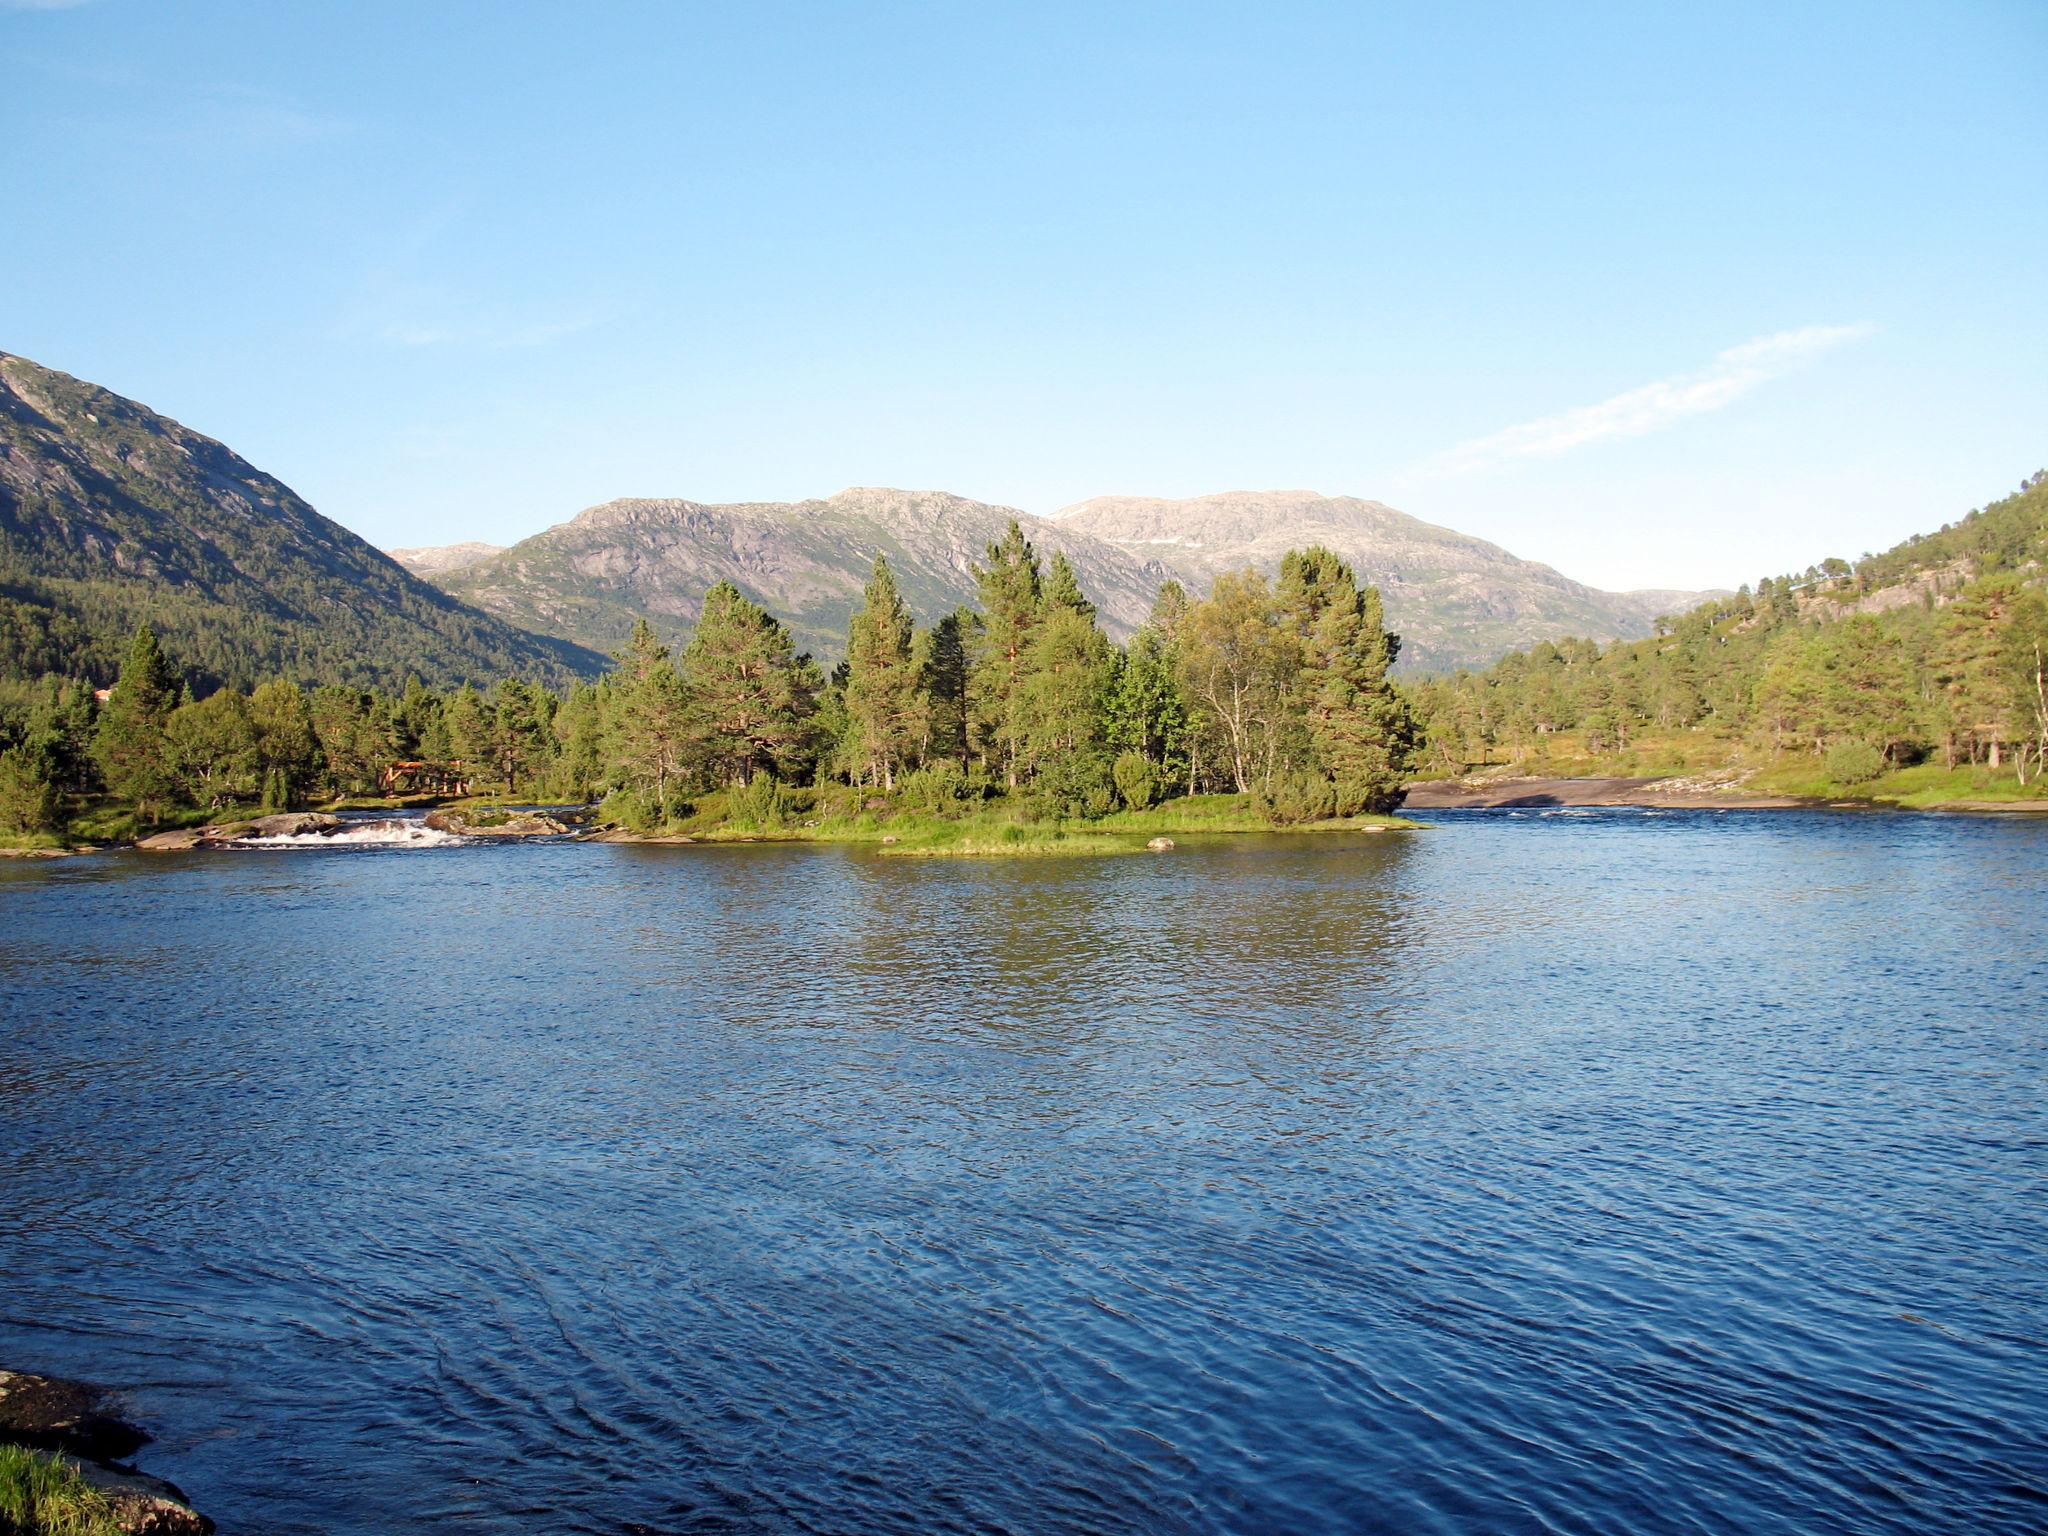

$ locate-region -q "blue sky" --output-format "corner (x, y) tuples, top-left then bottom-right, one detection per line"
(5, 0), (2044, 591)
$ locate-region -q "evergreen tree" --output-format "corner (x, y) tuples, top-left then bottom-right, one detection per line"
(94, 623), (180, 822)
(1279, 548), (1418, 813)
(968, 520), (1043, 788)
(841, 554), (923, 789)
(681, 582), (818, 786)
(920, 611), (972, 771)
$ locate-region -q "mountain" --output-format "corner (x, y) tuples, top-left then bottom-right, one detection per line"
(0, 353), (608, 691)
(406, 487), (1715, 673)
(1054, 490), (1717, 672)
(386, 540), (503, 576)
(413, 489), (1176, 662)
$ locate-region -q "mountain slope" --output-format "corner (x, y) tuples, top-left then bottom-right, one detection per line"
(407, 488), (1713, 673)
(1056, 490), (1717, 672)
(421, 489), (1175, 661)
(0, 353), (608, 690)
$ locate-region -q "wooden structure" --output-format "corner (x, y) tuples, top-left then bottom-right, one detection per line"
(378, 760), (472, 796)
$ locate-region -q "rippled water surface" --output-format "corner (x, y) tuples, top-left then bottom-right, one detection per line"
(3, 810), (2045, 1534)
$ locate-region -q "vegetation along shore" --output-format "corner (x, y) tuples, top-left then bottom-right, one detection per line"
(3, 444), (2044, 854)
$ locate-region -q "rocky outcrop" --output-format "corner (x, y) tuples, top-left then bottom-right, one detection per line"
(137, 812), (341, 850)
(422, 809), (570, 838)
(1401, 775), (1809, 809)
(0, 1369), (211, 1534)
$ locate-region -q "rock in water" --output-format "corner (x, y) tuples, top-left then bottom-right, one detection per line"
(0, 1369), (145, 1460)
(1146, 836), (1175, 851)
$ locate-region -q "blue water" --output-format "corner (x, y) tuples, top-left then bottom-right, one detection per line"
(2, 809), (2044, 1534)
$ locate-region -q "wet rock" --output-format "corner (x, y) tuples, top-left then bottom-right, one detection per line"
(67, 1456), (213, 1535)
(880, 834), (900, 845)
(0, 1368), (145, 1460)
(137, 813), (340, 851)
(425, 810), (569, 838)
(237, 812), (339, 839)
(0, 1369), (213, 1533)
(135, 829), (205, 852)
(1146, 836), (1175, 851)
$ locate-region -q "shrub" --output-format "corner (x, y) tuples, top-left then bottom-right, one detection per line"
(731, 773), (793, 828)
(897, 761), (969, 813)
(1823, 739), (1886, 785)
(1112, 751), (1159, 811)
(0, 746), (61, 834)
(1262, 770), (1338, 825)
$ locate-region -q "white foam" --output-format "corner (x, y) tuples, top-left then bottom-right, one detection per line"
(232, 820), (470, 850)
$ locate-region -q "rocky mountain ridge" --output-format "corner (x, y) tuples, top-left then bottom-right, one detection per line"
(402, 486), (1714, 672)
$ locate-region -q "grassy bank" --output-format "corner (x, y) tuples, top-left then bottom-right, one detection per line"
(610, 789), (1417, 855)
(1454, 729), (2048, 810)
(0, 1444), (122, 1536)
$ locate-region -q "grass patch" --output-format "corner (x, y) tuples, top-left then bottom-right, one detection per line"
(1466, 730), (2048, 809)
(609, 789), (1416, 855)
(1748, 757), (2048, 807)
(0, 1444), (123, 1536)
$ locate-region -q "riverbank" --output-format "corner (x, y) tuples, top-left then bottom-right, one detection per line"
(0, 1369), (210, 1534)
(1405, 770), (2048, 812)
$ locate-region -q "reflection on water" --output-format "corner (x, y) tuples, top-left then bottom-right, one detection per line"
(2, 812), (2045, 1534)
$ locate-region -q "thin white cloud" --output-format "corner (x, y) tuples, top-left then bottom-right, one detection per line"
(1406, 323), (1876, 479)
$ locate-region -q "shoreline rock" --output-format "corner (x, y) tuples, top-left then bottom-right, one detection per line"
(138, 812), (343, 851)
(423, 809), (571, 838)
(1402, 775), (1813, 810)
(0, 1368), (211, 1534)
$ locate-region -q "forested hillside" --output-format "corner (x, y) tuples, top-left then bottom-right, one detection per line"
(0, 353), (609, 691)
(1412, 474), (2048, 796)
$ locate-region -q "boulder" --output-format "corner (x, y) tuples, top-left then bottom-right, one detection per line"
(235, 812), (338, 839)
(425, 810), (569, 838)
(135, 829), (204, 852)
(1146, 836), (1175, 851)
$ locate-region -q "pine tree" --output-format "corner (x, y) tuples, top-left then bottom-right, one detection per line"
(94, 623), (180, 822)
(920, 611), (972, 771)
(968, 520), (1043, 787)
(841, 554), (923, 789)
(1278, 548), (1418, 812)
(681, 582), (817, 786)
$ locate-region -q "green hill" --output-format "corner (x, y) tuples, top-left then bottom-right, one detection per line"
(0, 352), (609, 691)
(1412, 472), (2048, 800)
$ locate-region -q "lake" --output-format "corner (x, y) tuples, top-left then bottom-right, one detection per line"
(2, 810), (2044, 1534)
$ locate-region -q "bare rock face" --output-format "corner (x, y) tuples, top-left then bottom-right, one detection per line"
(1057, 490), (1722, 673)
(0, 1369), (212, 1534)
(387, 539), (505, 576)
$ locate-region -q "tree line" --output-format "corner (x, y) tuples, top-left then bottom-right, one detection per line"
(0, 522), (1419, 836)
(1411, 472), (2048, 785)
